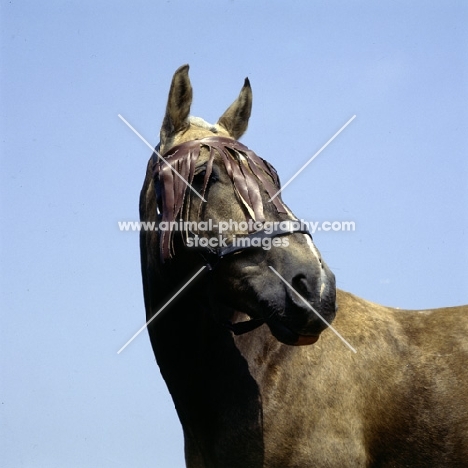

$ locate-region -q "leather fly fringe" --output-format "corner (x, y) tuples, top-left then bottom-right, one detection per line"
(153, 136), (287, 261)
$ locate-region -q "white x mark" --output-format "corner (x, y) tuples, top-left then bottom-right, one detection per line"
(269, 115), (356, 201)
(118, 114), (207, 202)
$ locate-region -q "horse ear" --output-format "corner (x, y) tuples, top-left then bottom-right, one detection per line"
(161, 64), (192, 141)
(217, 78), (252, 140)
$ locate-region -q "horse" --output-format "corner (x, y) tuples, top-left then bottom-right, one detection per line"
(139, 64), (468, 467)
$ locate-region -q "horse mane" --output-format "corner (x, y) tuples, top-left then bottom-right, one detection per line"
(187, 116), (220, 133)
(153, 136), (287, 261)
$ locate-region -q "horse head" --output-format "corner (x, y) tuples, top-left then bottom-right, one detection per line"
(140, 64), (336, 346)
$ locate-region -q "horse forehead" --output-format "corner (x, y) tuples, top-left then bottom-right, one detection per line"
(172, 119), (230, 146)
(187, 116), (218, 132)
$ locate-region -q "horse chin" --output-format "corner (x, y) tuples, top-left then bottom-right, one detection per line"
(266, 318), (320, 346)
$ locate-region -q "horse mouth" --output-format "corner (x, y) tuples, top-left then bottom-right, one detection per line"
(266, 317), (320, 346)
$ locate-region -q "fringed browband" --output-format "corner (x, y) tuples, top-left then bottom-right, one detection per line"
(152, 136), (287, 261)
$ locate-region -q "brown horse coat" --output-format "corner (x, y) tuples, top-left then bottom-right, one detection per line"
(233, 291), (468, 466)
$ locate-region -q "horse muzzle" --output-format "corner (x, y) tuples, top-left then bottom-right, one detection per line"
(267, 264), (336, 346)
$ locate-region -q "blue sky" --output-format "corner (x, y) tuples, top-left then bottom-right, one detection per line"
(1, 1), (467, 467)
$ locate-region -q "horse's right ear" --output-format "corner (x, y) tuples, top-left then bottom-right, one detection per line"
(217, 77), (252, 140)
(161, 64), (192, 142)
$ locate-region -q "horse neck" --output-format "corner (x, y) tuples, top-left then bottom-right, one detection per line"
(148, 297), (265, 466)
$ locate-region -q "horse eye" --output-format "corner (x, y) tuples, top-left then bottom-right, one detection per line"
(194, 166), (218, 184)
(193, 167), (207, 183)
(208, 170), (219, 183)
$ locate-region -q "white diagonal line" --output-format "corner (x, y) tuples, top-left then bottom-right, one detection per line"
(118, 114), (207, 202)
(117, 266), (206, 354)
(268, 266), (357, 353)
(269, 115), (356, 201)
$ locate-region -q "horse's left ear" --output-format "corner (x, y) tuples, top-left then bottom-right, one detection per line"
(217, 78), (252, 140)
(161, 64), (193, 142)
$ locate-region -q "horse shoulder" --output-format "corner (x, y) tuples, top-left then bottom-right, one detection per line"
(234, 291), (468, 466)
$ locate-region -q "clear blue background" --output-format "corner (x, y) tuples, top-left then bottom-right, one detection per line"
(1, 1), (467, 467)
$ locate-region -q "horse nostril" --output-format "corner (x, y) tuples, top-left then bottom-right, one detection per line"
(291, 274), (310, 299)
